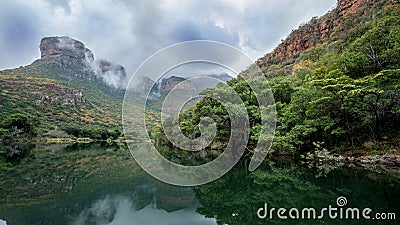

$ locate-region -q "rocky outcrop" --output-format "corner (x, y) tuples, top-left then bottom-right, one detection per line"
(35, 87), (85, 106)
(39, 37), (94, 76)
(257, 0), (398, 68)
(37, 36), (126, 88)
(40, 36), (94, 63)
(32, 81), (86, 105)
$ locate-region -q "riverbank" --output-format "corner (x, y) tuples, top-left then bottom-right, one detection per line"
(300, 147), (400, 177)
(352, 152), (400, 174)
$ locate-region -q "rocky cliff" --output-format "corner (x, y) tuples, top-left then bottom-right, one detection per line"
(257, 0), (399, 69)
(40, 36), (94, 63)
(37, 36), (126, 88)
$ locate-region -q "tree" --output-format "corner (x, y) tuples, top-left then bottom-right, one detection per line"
(2, 114), (35, 138)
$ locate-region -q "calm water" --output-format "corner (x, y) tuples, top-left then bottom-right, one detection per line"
(0, 143), (399, 225)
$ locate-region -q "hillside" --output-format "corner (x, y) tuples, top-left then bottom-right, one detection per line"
(155, 0), (400, 158)
(0, 37), (126, 140)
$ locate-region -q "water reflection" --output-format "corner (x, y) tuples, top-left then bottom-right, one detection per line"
(195, 160), (400, 225)
(73, 195), (216, 225)
(0, 144), (399, 225)
(0, 142), (34, 165)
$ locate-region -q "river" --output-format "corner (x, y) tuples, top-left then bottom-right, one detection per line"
(0, 143), (399, 225)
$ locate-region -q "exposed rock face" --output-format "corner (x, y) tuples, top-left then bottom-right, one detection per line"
(40, 36), (94, 63)
(39, 37), (94, 76)
(38, 36), (126, 88)
(34, 83), (86, 105)
(257, 0), (398, 68)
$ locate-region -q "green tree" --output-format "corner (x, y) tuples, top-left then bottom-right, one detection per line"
(1, 114), (35, 138)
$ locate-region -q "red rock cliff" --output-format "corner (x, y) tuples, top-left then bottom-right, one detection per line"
(40, 36), (94, 63)
(257, 0), (399, 68)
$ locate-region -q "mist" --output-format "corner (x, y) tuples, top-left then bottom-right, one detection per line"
(89, 59), (127, 89)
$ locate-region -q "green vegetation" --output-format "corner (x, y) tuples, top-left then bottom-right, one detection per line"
(0, 142), (136, 204)
(195, 161), (400, 225)
(0, 114), (35, 139)
(155, 5), (400, 157)
(0, 61), (124, 140)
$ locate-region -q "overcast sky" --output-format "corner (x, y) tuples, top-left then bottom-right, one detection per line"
(0, 0), (336, 76)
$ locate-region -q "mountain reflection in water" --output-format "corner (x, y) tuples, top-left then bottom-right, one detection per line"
(73, 195), (216, 225)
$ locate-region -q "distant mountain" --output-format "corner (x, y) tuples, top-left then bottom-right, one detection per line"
(135, 73), (233, 97)
(159, 76), (190, 94)
(132, 73), (233, 113)
(206, 73), (233, 82)
(189, 73), (233, 91)
(0, 36), (127, 139)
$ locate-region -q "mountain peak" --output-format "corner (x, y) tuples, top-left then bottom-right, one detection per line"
(37, 36), (126, 88)
(39, 36), (94, 64)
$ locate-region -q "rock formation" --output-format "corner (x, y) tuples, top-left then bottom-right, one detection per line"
(40, 36), (94, 63)
(257, 0), (399, 69)
(37, 36), (126, 88)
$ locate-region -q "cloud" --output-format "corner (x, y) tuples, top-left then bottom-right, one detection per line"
(45, 0), (72, 14)
(73, 195), (217, 225)
(90, 59), (127, 88)
(169, 21), (239, 46)
(0, 0), (336, 78)
(0, 0), (43, 69)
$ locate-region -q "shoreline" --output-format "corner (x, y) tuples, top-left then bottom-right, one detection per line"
(1, 140), (399, 172)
